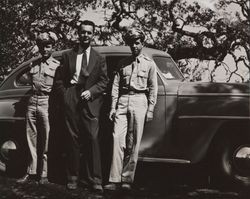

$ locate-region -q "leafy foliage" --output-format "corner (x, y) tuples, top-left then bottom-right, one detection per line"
(0, 0), (249, 82)
(0, 0), (96, 77)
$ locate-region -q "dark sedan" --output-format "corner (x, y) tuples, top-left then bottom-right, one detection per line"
(0, 46), (249, 187)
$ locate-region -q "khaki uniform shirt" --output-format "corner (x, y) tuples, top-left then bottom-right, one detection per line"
(111, 53), (158, 112)
(30, 56), (60, 94)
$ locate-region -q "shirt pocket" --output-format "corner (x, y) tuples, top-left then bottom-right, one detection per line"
(30, 65), (39, 74)
(137, 69), (148, 89)
(30, 65), (40, 82)
(44, 66), (56, 86)
(121, 67), (132, 85)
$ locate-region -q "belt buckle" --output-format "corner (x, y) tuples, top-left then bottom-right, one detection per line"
(33, 91), (39, 95)
(128, 90), (135, 95)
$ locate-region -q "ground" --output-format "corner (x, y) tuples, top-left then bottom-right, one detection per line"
(0, 175), (246, 199)
(0, 163), (249, 199)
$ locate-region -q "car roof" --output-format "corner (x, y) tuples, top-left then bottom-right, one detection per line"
(9, 45), (170, 73)
(1, 46), (172, 87)
(52, 46), (171, 57)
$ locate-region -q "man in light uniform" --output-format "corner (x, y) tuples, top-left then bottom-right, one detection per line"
(17, 32), (59, 184)
(105, 28), (158, 190)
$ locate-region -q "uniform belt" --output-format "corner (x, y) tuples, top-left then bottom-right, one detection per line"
(32, 90), (50, 96)
(68, 83), (83, 90)
(120, 89), (147, 95)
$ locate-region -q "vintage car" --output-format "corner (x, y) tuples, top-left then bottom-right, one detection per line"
(0, 46), (249, 187)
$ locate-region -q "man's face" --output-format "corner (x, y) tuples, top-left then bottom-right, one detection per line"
(129, 38), (143, 57)
(38, 43), (53, 59)
(78, 24), (94, 47)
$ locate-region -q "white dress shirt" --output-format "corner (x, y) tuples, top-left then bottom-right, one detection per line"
(71, 46), (91, 84)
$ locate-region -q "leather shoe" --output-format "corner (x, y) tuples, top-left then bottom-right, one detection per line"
(67, 181), (78, 190)
(17, 174), (32, 183)
(121, 183), (132, 190)
(104, 183), (120, 191)
(79, 179), (89, 190)
(39, 177), (49, 184)
(92, 184), (103, 194)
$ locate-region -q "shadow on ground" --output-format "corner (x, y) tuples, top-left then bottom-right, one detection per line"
(0, 162), (247, 199)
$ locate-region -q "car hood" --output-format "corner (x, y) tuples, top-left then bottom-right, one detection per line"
(177, 81), (250, 118)
(178, 82), (250, 96)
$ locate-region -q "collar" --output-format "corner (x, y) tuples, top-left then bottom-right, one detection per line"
(77, 45), (91, 55)
(136, 53), (151, 63)
(133, 53), (144, 63)
(42, 56), (59, 65)
(85, 46), (91, 55)
(47, 56), (59, 63)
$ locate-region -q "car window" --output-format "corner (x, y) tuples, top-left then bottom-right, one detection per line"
(153, 56), (183, 80)
(15, 55), (168, 87)
(105, 55), (129, 79)
(16, 66), (32, 87)
(106, 55), (163, 86)
(15, 56), (61, 87)
(0, 76), (4, 84)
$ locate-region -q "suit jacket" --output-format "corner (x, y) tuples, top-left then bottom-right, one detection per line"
(53, 46), (108, 117)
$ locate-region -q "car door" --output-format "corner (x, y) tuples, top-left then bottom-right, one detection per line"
(139, 55), (188, 163)
(0, 63), (32, 172)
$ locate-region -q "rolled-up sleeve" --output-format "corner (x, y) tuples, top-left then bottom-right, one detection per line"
(147, 61), (158, 112)
(111, 71), (120, 110)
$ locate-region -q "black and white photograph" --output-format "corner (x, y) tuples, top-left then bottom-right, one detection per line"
(0, 0), (249, 198)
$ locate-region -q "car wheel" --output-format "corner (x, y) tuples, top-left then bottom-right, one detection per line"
(0, 138), (27, 176)
(214, 137), (250, 188)
(0, 139), (17, 171)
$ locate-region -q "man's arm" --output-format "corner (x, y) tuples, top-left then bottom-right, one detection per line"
(88, 56), (109, 100)
(53, 52), (67, 99)
(109, 70), (120, 121)
(146, 61), (158, 121)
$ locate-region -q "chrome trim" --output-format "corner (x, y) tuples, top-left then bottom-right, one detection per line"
(138, 157), (190, 164)
(179, 93), (250, 97)
(178, 116), (250, 120)
(0, 162), (6, 172)
(0, 117), (25, 122)
(166, 92), (178, 96)
(0, 93), (31, 99)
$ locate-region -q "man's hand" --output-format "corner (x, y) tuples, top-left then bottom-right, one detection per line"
(81, 90), (91, 101)
(145, 111), (153, 122)
(109, 109), (116, 121)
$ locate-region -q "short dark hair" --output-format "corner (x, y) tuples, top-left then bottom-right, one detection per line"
(123, 28), (145, 45)
(36, 32), (57, 46)
(78, 20), (95, 32)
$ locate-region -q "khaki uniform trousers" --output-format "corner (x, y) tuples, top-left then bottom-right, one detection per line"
(26, 95), (49, 177)
(109, 93), (148, 183)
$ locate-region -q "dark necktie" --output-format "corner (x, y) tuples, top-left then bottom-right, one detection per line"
(78, 51), (88, 84)
(81, 51), (87, 69)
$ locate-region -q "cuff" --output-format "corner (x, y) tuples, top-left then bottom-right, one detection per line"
(147, 104), (154, 113)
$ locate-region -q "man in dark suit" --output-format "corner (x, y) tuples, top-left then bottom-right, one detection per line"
(53, 20), (108, 193)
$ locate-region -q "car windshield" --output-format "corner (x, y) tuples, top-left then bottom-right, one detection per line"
(153, 56), (184, 80)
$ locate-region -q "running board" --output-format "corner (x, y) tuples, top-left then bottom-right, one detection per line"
(138, 157), (190, 164)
